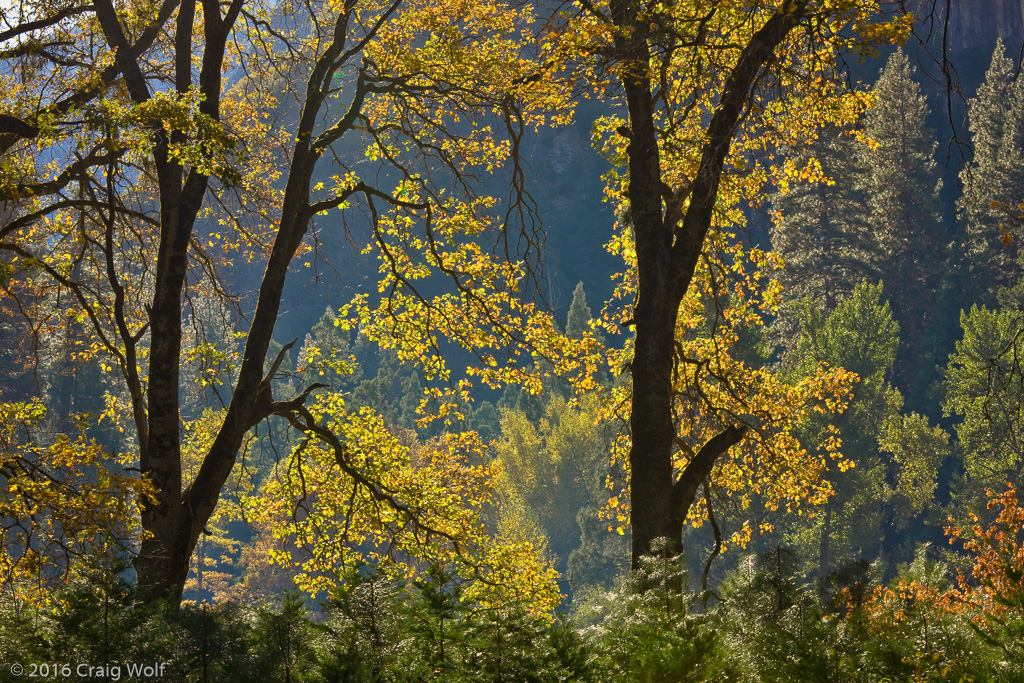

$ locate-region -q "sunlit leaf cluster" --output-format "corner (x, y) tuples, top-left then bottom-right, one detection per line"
(250, 395), (560, 614)
(0, 399), (152, 603)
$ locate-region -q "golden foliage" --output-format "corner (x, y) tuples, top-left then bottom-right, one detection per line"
(0, 399), (151, 602)
(249, 395), (560, 615)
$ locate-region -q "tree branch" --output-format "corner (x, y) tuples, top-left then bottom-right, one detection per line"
(672, 424), (748, 523)
(671, 1), (808, 268)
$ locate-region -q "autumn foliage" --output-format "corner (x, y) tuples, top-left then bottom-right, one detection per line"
(0, 399), (151, 602)
(3, 0), (1024, 678)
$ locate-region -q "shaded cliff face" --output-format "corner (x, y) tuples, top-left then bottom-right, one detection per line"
(940, 0), (1024, 53)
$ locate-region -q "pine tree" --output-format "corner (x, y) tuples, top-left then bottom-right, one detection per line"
(408, 563), (468, 680)
(780, 283), (946, 574)
(718, 549), (846, 682)
(576, 542), (734, 682)
(317, 563), (406, 681)
(958, 40), (1024, 301)
(772, 133), (880, 311)
(566, 281), (594, 340)
(785, 283), (901, 574)
(860, 50), (946, 391)
(770, 131), (882, 350)
(943, 303), (1024, 519)
(297, 307), (362, 393)
(252, 591), (315, 683)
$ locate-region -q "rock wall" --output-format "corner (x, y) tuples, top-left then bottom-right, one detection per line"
(934, 0), (1024, 53)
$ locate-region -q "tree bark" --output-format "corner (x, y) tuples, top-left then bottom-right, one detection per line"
(131, 0), (379, 605)
(611, 1), (809, 568)
(819, 504), (832, 578)
(118, 0), (246, 604)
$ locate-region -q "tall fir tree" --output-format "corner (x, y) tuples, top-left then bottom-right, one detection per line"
(958, 40), (1024, 303)
(777, 283), (946, 575)
(770, 131), (882, 351)
(566, 281), (594, 341)
(297, 307), (363, 393)
(859, 50), (946, 393)
(943, 303), (1024, 520)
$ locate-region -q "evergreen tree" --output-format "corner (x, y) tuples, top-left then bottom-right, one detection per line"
(0, 305), (36, 400)
(782, 283), (946, 575)
(316, 563), (406, 681)
(251, 591), (315, 683)
(496, 382), (546, 424)
(31, 317), (127, 452)
(465, 400), (500, 444)
(407, 563), (468, 680)
(350, 348), (423, 432)
(860, 50), (946, 393)
(719, 549), (848, 682)
(575, 542), (735, 682)
(786, 283), (900, 575)
(958, 40), (1024, 302)
(943, 303), (1024, 519)
(463, 604), (553, 683)
(770, 131), (882, 350)
(175, 602), (259, 683)
(566, 281), (594, 341)
(298, 307), (363, 393)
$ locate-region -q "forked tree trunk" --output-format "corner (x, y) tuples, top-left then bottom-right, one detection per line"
(608, 0), (809, 569)
(95, 0), (366, 604)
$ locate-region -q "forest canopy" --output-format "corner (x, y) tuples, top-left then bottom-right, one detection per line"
(1, 0), (1024, 679)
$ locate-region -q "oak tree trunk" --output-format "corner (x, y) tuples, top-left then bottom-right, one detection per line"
(608, 0), (809, 569)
